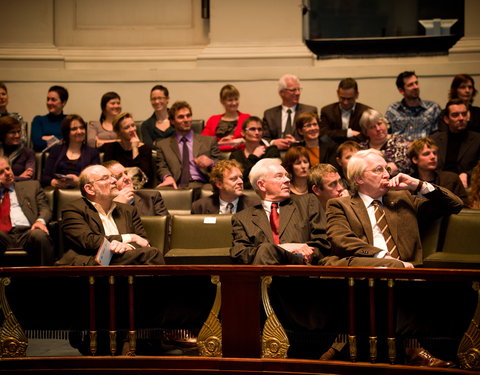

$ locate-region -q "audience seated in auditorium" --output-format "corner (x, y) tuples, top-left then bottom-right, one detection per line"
(431, 99), (480, 188)
(385, 71), (441, 142)
(467, 161), (480, 209)
(56, 165), (165, 266)
(102, 112), (153, 187)
(320, 78), (370, 144)
(156, 101), (220, 194)
(263, 74), (317, 150)
(0, 116), (35, 181)
(87, 91), (122, 148)
(439, 74), (479, 133)
(0, 82), (25, 127)
(335, 140), (361, 192)
(42, 114), (99, 189)
(308, 163), (347, 223)
(408, 137), (467, 205)
(31, 85), (68, 152)
(229, 116), (280, 189)
(295, 112), (337, 167)
(104, 160), (168, 216)
(202, 84), (250, 152)
(358, 108), (411, 175)
(326, 148), (463, 267)
(140, 85), (174, 148)
(191, 160), (259, 214)
(282, 146), (311, 196)
(0, 156), (54, 266)
(230, 158), (331, 265)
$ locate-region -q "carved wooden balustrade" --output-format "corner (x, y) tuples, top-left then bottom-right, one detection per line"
(0, 265), (479, 375)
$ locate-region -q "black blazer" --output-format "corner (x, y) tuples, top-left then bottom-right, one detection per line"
(191, 194), (260, 214)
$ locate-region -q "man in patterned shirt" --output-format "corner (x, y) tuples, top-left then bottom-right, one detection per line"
(385, 71), (441, 142)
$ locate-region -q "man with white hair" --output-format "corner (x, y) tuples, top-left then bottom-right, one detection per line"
(325, 149), (462, 367)
(230, 158), (330, 265)
(326, 149), (462, 267)
(56, 164), (165, 266)
(263, 74), (318, 150)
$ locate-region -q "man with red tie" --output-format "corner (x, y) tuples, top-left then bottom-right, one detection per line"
(230, 158), (330, 265)
(0, 156), (54, 265)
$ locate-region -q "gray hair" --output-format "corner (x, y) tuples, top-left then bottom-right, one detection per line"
(359, 108), (389, 135)
(249, 158), (283, 193)
(347, 149), (384, 191)
(278, 74), (300, 93)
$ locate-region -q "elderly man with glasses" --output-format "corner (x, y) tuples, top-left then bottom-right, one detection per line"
(326, 148), (462, 267)
(262, 74), (318, 150)
(56, 164), (165, 266)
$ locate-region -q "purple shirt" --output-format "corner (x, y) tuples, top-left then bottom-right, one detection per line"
(175, 131), (206, 183)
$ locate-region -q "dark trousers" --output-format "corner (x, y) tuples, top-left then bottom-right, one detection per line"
(0, 226), (54, 266)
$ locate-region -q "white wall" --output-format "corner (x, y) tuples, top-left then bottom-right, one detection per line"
(1, 0), (479, 125)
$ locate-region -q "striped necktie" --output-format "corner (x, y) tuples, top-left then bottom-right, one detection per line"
(373, 200), (399, 259)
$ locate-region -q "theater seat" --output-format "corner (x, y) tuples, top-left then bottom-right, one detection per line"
(191, 119), (205, 134)
(423, 209), (480, 269)
(140, 215), (169, 255)
(56, 189), (82, 221)
(155, 188), (193, 215)
(165, 214), (233, 265)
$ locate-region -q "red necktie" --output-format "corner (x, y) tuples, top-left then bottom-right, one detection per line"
(270, 202), (280, 245)
(0, 190), (12, 232)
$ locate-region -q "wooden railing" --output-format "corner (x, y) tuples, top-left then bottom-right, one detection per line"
(0, 265), (479, 375)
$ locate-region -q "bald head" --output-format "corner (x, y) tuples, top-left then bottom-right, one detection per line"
(79, 165), (118, 201)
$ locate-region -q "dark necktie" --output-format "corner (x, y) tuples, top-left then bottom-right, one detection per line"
(270, 202), (280, 245)
(0, 189), (12, 232)
(372, 200), (399, 259)
(284, 109), (293, 137)
(226, 202), (234, 214)
(179, 137), (191, 187)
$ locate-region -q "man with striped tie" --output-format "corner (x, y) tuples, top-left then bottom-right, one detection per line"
(326, 148), (463, 267)
(324, 149), (463, 367)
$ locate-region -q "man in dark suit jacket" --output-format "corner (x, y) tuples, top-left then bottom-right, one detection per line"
(431, 99), (480, 188)
(326, 149), (463, 267)
(56, 165), (164, 266)
(230, 158), (330, 265)
(263, 74), (318, 150)
(320, 78), (370, 144)
(156, 101), (220, 190)
(104, 160), (169, 216)
(191, 160), (259, 214)
(0, 157), (54, 265)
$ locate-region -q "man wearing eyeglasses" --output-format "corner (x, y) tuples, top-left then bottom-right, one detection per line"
(325, 149), (463, 367)
(56, 164), (165, 266)
(320, 78), (371, 144)
(262, 74), (318, 150)
(431, 98), (480, 189)
(326, 148), (462, 267)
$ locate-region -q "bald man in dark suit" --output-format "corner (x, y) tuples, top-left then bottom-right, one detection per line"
(230, 158), (331, 265)
(56, 165), (164, 266)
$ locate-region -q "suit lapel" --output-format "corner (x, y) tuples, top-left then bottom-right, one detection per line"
(13, 183), (35, 224)
(279, 199), (295, 239)
(252, 205), (274, 243)
(457, 132), (472, 161)
(169, 136), (181, 163)
(193, 134), (200, 157)
(112, 206), (128, 234)
(351, 196), (374, 245)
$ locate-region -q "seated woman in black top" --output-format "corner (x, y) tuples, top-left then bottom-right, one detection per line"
(0, 116), (35, 181)
(42, 114), (100, 188)
(102, 112), (153, 187)
(229, 116), (279, 189)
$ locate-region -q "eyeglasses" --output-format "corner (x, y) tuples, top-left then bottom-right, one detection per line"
(366, 165), (392, 175)
(89, 174), (113, 184)
(283, 87), (302, 93)
(302, 122), (319, 129)
(246, 127), (263, 132)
